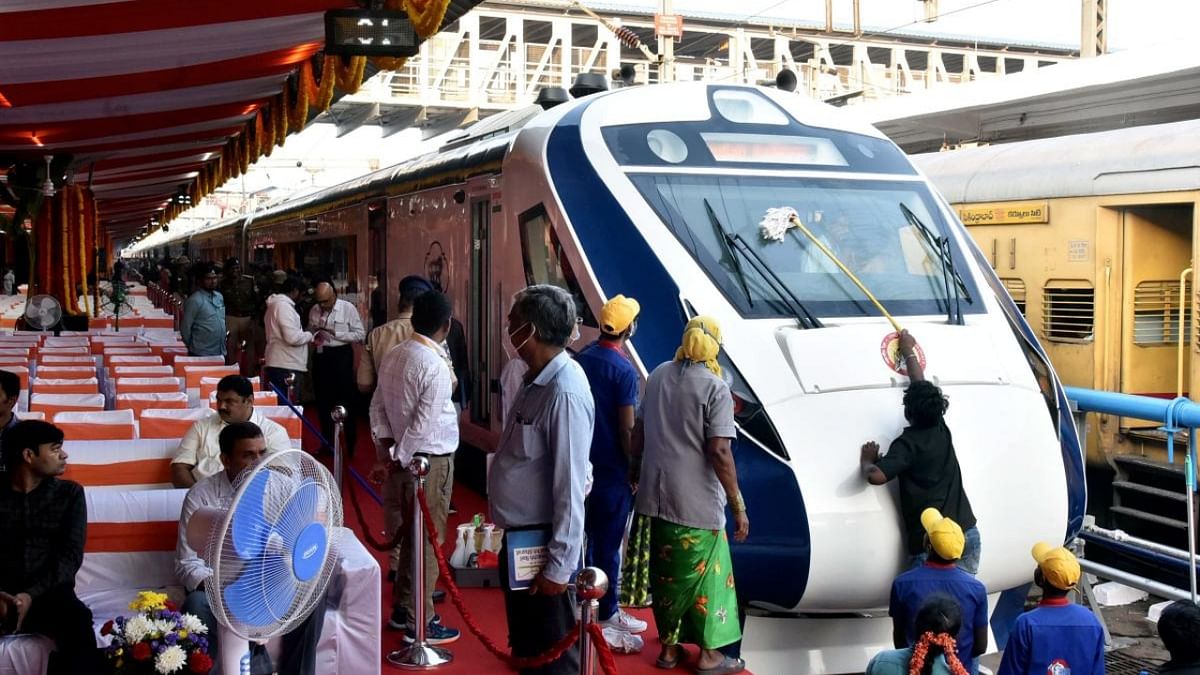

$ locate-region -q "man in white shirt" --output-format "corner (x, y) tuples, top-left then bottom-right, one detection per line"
(264, 277), (313, 400)
(309, 281), (365, 457)
(369, 290), (460, 645)
(170, 375), (291, 488)
(356, 275), (433, 393)
(176, 422), (325, 675)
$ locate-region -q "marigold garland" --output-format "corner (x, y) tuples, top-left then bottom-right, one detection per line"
(404, 0), (452, 38)
(908, 631), (970, 675)
(76, 186), (90, 316)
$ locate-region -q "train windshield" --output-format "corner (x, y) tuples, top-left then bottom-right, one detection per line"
(629, 173), (981, 319)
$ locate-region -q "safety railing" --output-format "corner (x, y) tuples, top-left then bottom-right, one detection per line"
(1066, 386), (1198, 604)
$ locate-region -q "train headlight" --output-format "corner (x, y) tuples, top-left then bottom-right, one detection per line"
(718, 352), (789, 460)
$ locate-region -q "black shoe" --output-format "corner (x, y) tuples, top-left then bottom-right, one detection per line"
(448, 502), (458, 515)
(388, 605), (408, 631)
(387, 569), (396, 584)
(433, 589), (446, 604)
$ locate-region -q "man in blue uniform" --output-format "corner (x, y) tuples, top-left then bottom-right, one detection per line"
(997, 542), (1104, 675)
(889, 508), (988, 672)
(575, 294), (648, 647)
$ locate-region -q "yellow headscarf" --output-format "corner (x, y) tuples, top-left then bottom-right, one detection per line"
(674, 315), (723, 377)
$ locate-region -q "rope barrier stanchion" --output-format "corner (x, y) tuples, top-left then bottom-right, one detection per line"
(330, 405), (346, 492)
(413, 487), (612, 672)
(388, 455), (454, 669)
(576, 568), (608, 675)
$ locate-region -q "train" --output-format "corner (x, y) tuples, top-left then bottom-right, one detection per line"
(127, 82), (1085, 671)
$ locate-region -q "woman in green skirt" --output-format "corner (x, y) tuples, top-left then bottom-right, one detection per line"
(631, 316), (749, 675)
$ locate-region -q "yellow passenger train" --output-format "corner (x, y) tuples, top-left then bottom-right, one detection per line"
(914, 119), (1200, 467)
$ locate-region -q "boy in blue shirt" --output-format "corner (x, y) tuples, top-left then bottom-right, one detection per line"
(891, 508), (989, 672)
(576, 295), (647, 645)
(997, 543), (1104, 675)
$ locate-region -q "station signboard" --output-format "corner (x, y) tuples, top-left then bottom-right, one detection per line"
(957, 200), (1049, 226)
(654, 14), (684, 38)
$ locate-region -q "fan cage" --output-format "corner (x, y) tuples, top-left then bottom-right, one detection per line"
(204, 449), (344, 641)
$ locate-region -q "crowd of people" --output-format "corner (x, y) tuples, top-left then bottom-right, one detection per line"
(1, 263), (1199, 675)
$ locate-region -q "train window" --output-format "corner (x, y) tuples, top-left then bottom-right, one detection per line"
(1042, 282), (1095, 343)
(517, 205), (598, 327)
(1133, 280), (1191, 346)
(1001, 278), (1027, 317)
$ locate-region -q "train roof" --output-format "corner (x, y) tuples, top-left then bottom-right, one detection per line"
(912, 118), (1200, 203)
(128, 106), (539, 254)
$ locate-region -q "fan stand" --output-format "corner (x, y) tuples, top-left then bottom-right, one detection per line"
(218, 629), (252, 675)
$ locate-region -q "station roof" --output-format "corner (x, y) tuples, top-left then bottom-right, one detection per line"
(0, 0), (483, 239)
(856, 40), (1200, 154)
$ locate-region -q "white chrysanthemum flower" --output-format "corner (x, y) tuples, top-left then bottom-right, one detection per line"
(123, 615), (153, 643)
(155, 645), (187, 673)
(181, 613), (209, 635)
(759, 207), (800, 243)
(153, 618), (177, 636)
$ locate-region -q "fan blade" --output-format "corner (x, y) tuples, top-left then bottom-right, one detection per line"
(223, 553), (296, 628)
(231, 470), (272, 560)
(271, 479), (321, 545)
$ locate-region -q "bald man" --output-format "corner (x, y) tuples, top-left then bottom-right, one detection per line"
(308, 281), (366, 456)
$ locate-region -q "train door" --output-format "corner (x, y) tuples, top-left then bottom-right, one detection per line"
(468, 197), (492, 425)
(1119, 204), (1194, 427)
(367, 200), (388, 328)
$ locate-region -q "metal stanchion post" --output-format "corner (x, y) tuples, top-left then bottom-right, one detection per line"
(576, 567), (609, 675)
(331, 405), (346, 492)
(283, 374), (296, 406)
(388, 455), (453, 669)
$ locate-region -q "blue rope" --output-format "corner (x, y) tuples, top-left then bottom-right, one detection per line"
(267, 382), (335, 452)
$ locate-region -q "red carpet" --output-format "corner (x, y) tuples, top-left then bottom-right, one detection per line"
(314, 415), (691, 674)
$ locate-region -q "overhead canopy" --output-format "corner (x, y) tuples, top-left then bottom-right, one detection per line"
(0, 0), (484, 240)
(856, 41), (1200, 154)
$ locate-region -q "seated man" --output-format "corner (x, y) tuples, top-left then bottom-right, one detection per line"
(997, 543), (1104, 675)
(171, 374), (291, 488)
(176, 422), (326, 675)
(889, 509), (987, 673)
(1157, 600), (1200, 675)
(0, 369), (24, 473)
(0, 420), (102, 674)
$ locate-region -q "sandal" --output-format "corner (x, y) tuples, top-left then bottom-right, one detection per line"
(655, 645), (687, 669)
(696, 655), (746, 675)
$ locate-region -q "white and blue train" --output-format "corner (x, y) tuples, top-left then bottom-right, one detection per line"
(130, 82), (1086, 671)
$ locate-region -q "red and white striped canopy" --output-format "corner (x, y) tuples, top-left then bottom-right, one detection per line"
(0, 0), (358, 237)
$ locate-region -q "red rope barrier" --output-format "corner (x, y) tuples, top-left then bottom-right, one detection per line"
(416, 486), (593, 671)
(588, 623), (621, 675)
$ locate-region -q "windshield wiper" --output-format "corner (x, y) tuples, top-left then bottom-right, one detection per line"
(900, 203), (973, 325)
(705, 199), (754, 308)
(703, 199), (822, 329)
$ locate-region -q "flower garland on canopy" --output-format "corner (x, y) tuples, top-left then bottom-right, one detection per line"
(145, 0), (455, 234)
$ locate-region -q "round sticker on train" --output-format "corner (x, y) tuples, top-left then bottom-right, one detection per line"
(880, 331), (926, 376)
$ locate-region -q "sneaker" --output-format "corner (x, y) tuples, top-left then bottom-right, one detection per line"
(432, 589), (446, 604)
(600, 610), (648, 634)
(389, 606), (441, 630)
(405, 619), (461, 645)
(601, 626), (644, 654)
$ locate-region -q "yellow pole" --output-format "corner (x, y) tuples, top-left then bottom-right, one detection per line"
(1179, 267), (1192, 398)
(786, 214), (903, 332)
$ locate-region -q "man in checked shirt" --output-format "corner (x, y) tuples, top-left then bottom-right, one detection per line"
(0, 420), (102, 674)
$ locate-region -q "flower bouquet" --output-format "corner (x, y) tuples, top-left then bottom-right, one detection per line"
(102, 591), (212, 674)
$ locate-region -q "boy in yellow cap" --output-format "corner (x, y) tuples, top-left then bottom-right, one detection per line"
(574, 294), (648, 647)
(889, 508), (988, 672)
(997, 543), (1104, 675)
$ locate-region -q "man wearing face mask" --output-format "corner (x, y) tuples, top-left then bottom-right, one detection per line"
(490, 285), (595, 675)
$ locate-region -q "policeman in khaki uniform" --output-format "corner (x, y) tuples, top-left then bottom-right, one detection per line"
(221, 258), (261, 376)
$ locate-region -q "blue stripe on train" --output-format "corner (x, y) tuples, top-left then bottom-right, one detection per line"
(545, 100), (811, 609)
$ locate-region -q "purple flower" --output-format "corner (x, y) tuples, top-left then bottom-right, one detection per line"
(165, 633), (178, 645)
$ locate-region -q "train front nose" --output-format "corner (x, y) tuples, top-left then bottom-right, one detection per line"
(734, 323), (1070, 611)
